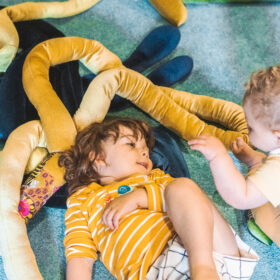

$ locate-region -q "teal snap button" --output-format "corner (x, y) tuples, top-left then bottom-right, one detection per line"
(118, 185), (132, 195)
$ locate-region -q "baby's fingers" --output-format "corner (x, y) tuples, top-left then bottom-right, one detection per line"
(236, 137), (245, 147)
(188, 139), (206, 153)
(231, 140), (238, 152)
(231, 137), (244, 153)
(112, 211), (121, 229)
(188, 136), (207, 144)
(188, 137), (206, 146)
(102, 207), (116, 230)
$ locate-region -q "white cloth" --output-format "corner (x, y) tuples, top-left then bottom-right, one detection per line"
(146, 231), (259, 280)
(269, 147), (280, 156)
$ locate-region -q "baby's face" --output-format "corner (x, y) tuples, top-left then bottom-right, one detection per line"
(97, 126), (153, 185)
(244, 104), (279, 152)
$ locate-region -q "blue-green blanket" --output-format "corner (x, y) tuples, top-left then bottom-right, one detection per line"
(0, 0), (280, 279)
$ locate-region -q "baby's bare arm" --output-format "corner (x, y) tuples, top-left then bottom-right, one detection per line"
(189, 136), (267, 209)
(67, 257), (95, 280)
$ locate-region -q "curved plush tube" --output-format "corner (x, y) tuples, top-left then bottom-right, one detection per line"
(76, 67), (249, 149)
(0, 120), (46, 280)
(149, 0), (187, 26)
(23, 37), (248, 149)
(22, 37), (122, 152)
(0, 0), (188, 72)
(0, 10), (19, 73)
(0, 0), (100, 72)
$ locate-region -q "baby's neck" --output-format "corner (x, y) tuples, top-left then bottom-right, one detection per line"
(100, 176), (129, 186)
(100, 172), (151, 186)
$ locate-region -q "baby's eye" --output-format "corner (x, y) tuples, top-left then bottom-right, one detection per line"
(127, 142), (135, 147)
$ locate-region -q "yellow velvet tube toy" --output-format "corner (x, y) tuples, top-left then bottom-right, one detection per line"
(0, 0), (187, 72)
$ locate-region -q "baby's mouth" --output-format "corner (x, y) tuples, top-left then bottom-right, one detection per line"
(138, 162), (148, 169)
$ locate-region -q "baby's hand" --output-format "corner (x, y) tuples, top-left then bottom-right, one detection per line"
(231, 137), (246, 155)
(231, 137), (265, 168)
(102, 189), (146, 230)
(188, 135), (227, 161)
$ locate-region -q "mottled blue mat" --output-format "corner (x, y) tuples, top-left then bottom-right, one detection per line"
(1, 0), (280, 279)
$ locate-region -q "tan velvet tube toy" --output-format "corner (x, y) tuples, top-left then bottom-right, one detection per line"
(149, 0), (187, 26)
(0, 0), (101, 72)
(0, 0), (187, 72)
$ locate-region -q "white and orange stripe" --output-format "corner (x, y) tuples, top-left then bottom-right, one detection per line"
(64, 169), (174, 280)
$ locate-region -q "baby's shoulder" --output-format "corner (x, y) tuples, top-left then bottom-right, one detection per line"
(263, 154), (280, 168)
(248, 155), (280, 179)
(66, 182), (101, 206)
(149, 168), (173, 183)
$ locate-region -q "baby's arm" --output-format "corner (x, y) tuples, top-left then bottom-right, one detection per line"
(102, 188), (148, 230)
(64, 193), (98, 279)
(188, 135), (268, 209)
(67, 258), (95, 280)
(102, 171), (173, 229)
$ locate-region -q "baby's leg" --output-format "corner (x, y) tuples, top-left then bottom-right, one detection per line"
(164, 178), (239, 280)
(231, 137), (265, 168)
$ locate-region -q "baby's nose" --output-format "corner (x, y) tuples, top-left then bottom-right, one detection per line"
(141, 148), (148, 157)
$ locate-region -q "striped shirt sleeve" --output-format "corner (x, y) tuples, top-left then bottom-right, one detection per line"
(144, 169), (174, 212)
(64, 193), (97, 262)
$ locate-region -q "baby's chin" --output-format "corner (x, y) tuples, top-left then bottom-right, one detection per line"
(130, 166), (153, 177)
(133, 168), (152, 177)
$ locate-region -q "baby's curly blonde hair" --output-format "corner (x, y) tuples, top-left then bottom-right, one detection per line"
(243, 65), (280, 129)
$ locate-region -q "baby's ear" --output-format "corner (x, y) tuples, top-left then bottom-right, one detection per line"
(90, 151), (106, 167)
(273, 130), (280, 145)
(274, 130), (280, 140)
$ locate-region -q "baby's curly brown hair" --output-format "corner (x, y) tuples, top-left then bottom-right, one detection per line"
(59, 117), (154, 195)
(244, 64), (280, 129)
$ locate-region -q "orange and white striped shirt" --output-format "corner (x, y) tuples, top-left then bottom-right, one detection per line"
(64, 169), (175, 280)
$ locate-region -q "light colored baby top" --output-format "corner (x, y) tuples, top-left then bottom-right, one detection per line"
(248, 148), (280, 207)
